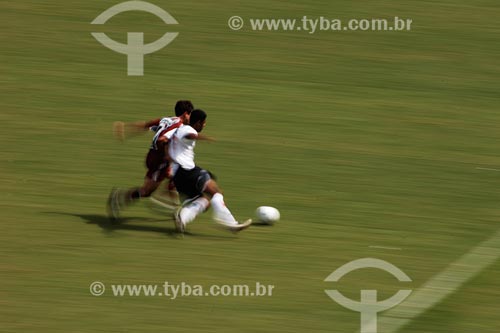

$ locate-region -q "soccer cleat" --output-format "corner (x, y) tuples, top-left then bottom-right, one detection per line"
(216, 219), (252, 233)
(106, 188), (121, 221)
(173, 207), (185, 233)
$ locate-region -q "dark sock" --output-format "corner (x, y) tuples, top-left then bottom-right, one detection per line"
(125, 189), (141, 205)
(130, 189), (141, 200)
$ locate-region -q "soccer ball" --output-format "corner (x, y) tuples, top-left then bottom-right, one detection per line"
(256, 206), (280, 224)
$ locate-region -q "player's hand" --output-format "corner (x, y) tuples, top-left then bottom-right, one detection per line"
(113, 121), (125, 142)
(197, 134), (216, 142)
(113, 121), (149, 141)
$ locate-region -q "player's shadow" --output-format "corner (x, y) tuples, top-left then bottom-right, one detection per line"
(47, 212), (177, 237)
(252, 222), (274, 227)
(45, 212), (233, 239)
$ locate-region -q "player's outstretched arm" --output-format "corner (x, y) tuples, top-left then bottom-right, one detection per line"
(113, 118), (161, 141)
(195, 134), (216, 142)
(183, 133), (216, 142)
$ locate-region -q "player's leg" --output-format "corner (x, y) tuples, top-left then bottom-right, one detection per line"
(166, 178), (180, 204)
(125, 177), (161, 202)
(125, 151), (168, 204)
(151, 178), (180, 207)
(173, 166), (251, 232)
(147, 153), (180, 206)
(106, 152), (166, 220)
(176, 195), (210, 228)
(172, 167), (216, 231)
(107, 177), (161, 220)
(200, 174), (251, 230)
(202, 179), (239, 226)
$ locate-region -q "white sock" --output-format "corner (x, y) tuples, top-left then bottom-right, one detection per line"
(211, 193), (237, 225)
(180, 197), (209, 225)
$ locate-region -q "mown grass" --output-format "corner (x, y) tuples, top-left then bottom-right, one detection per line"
(1, 0), (500, 332)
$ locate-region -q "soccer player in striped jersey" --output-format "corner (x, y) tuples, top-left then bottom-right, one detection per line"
(107, 100), (193, 220)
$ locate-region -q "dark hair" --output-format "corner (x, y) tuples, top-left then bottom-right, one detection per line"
(174, 100), (194, 116)
(189, 109), (207, 126)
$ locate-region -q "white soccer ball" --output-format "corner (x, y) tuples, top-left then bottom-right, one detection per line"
(256, 206), (280, 224)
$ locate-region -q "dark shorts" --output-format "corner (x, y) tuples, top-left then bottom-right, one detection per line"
(145, 149), (169, 182)
(173, 166), (212, 199)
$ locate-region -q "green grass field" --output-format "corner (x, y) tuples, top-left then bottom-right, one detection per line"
(2, 1), (500, 332)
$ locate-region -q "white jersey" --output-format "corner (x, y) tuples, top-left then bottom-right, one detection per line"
(168, 125), (198, 170)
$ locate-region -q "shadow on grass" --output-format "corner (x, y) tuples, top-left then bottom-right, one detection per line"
(44, 212), (235, 240)
(251, 222), (274, 227)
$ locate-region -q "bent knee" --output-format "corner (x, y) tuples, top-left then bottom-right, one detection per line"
(203, 179), (221, 196)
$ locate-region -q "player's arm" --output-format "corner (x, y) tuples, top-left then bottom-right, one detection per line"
(161, 127), (178, 162)
(144, 118), (161, 128)
(113, 118), (161, 141)
(128, 118), (161, 131)
(162, 140), (173, 162)
(155, 136), (172, 162)
(185, 133), (216, 142)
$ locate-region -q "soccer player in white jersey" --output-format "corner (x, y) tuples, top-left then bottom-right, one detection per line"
(168, 109), (252, 233)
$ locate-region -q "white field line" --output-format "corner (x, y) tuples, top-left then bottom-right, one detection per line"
(373, 228), (500, 333)
(368, 246), (402, 251)
(476, 167), (500, 172)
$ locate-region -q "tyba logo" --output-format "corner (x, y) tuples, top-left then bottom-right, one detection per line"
(324, 258), (412, 333)
(91, 1), (179, 76)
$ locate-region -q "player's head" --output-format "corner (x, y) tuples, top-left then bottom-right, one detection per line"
(190, 109), (207, 132)
(175, 100), (194, 117)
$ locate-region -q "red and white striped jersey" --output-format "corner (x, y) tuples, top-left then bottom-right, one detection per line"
(150, 117), (183, 150)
